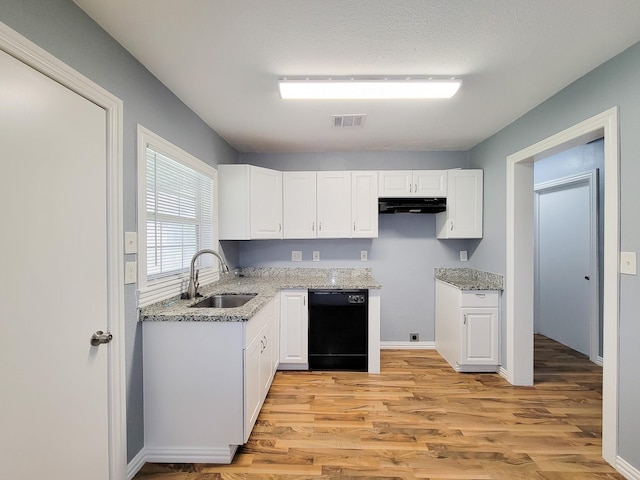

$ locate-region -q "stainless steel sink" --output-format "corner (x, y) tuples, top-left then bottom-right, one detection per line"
(190, 293), (257, 309)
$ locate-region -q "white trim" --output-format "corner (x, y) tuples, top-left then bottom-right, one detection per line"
(505, 107), (619, 465)
(144, 446), (238, 464)
(616, 455), (640, 480)
(127, 448), (147, 480)
(136, 125), (220, 307)
(381, 341), (436, 349)
(534, 171), (600, 363)
(0, 20), (126, 480)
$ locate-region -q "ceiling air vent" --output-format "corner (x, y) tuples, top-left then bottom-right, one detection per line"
(332, 114), (366, 127)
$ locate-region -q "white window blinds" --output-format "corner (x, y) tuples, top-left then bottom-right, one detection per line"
(145, 147), (214, 281)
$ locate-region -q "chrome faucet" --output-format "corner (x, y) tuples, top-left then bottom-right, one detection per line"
(187, 249), (230, 299)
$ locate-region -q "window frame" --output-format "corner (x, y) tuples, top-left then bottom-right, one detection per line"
(136, 125), (219, 307)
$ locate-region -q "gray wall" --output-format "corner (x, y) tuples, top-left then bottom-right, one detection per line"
(0, 0), (238, 462)
(238, 151), (471, 342)
(469, 44), (640, 468)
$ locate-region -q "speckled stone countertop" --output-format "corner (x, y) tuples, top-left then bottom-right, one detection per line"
(139, 267), (382, 322)
(434, 267), (503, 291)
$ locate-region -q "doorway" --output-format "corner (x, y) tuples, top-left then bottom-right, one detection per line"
(534, 168), (600, 363)
(505, 108), (619, 464)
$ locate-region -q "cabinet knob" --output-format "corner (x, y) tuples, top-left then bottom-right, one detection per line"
(353, 222), (356, 231)
(464, 314), (467, 325)
(312, 222), (315, 231)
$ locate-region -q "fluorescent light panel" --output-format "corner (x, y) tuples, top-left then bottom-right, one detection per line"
(279, 78), (461, 100)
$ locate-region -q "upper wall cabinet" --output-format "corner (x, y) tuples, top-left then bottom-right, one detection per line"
(351, 171), (378, 238)
(436, 169), (483, 239)
(316, 171), (352, 238)
(378, 170), (447, 198)
(219, 164), (283, 240)
(283, 171), (317, 239)
(282, 170), (378, 239)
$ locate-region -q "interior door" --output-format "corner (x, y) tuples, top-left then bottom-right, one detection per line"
(0, 49), (110, 479)
(535, 176), (596, 357)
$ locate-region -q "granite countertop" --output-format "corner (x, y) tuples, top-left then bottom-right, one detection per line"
(434, 267), (503, 291)
(139, 267), (382, 322)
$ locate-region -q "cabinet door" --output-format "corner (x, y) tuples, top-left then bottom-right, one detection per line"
(243, 331), (262, 442)
(279, 290), (308, 364)
(413, 170), (447, 197)
(283, 171), (317, 238)
(259, 321), (273, 400)
(250, 166), (283, 239)
(351, 171), (378, 238)
(317, 171), (351, 238)
(271, 292), (281, 374)
(378, 170), (412, 197)
(437, 169), (483, 239)
(460, 308), (499, 365)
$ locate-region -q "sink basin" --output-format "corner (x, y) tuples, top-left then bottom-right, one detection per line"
(190, 293), (257, 309)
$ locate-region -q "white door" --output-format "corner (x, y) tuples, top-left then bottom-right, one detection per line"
(317, 171), (351, 238)
(0, 49), (110, 478)
(535, 174), (597, 357)
(283, 171), (317, 238)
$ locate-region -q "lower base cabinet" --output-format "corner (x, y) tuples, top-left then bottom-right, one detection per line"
(278, 289), (309, 370)
(142, 297), (278, 464)
(435, 280), (500, 372)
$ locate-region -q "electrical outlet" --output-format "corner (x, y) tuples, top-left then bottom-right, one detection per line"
(360, 250), (368, 261)
(460, 250), (468, 262)
(291, 250), (302, 262)
(312, 251), (320, 262)
(125, 261), (137, 284)
(410, 333), (419, 342)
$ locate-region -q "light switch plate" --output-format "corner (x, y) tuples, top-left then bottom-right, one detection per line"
(620, 251), (637, 275)
(312, 251), (320, 262)
(125, 261), (137, 284)
(124, 231), (137, 254)
(460, 250), (468, 262)
(360, 250), (368, 261)
(291, 250), (302, 262)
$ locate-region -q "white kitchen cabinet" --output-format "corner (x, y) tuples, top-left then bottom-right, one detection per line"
(378, 170), (447, 198)
(351, 171), (378, 238)
(283, 170), (377, 239)
(282, 171), (317, 238)
(219, 164), (282, 240)
(436, 169), (483, 239)
(279, 289), (308, 369)
(435, 279), (500, 372)
(143, 297), (279, 464)
(317, 171), (351, 238)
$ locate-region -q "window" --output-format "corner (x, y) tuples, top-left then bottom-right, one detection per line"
(137, 125), (218, 306)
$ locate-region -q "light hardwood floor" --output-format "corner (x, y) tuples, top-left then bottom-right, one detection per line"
(134, 335), (623, 479)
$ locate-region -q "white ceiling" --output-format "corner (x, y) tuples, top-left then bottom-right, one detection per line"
(74, 0), (640, 153)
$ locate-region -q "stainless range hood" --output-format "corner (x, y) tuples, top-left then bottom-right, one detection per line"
(378, 197), (447, 214)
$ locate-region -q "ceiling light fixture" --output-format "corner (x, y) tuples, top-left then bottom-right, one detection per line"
(278, 77), (461, 100)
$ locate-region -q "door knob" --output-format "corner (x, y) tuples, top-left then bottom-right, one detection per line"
(90, 330), (113, 346)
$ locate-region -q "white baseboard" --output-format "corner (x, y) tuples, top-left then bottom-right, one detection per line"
(499, 366), (509, 380)
(127, 447), (147, 480)
(127, 445), (239, 479)
(380, 341), (436, 350)
(616, 455), (640, 480)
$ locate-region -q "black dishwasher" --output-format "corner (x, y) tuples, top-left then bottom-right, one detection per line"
(308, 289), (368, 371)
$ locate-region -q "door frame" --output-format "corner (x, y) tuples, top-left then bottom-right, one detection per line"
(0, 21), (126, 479)
(505, 107), (618, 464)
(534, 171), (600, 364)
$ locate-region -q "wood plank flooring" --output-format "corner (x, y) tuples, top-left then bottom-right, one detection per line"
(134, 334), (623, 479)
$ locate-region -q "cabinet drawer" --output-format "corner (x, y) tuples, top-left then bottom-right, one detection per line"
(460, 291), (499, 307)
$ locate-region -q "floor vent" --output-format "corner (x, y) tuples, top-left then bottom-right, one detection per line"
(332, 114), (366, 127)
